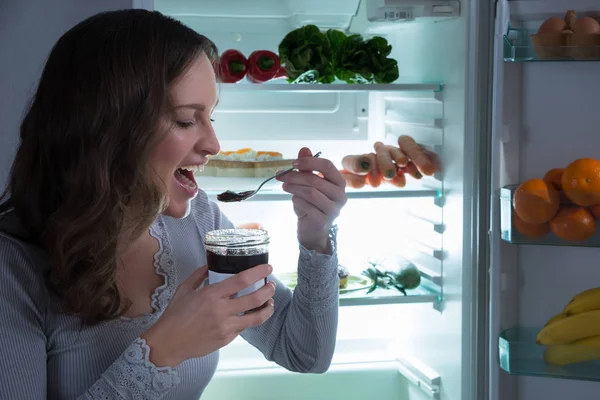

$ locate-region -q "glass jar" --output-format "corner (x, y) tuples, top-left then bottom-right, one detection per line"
(204, 228), (270, 299)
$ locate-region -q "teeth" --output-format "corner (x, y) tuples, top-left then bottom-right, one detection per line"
(175, 169), (197, 189)
(179, 165), (200, 173)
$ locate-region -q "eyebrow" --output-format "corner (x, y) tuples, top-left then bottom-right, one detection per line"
(173, 103), (206, 111)
(173, 99), (220, 112)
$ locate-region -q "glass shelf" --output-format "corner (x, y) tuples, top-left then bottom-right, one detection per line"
(219, 82), (444, 93)
(504, 26), (600, 62)
(206, 187), (441, 202)
(499, 185), (600, 247)
(339, 285), (440, 307)
(499, 327), (600, 382)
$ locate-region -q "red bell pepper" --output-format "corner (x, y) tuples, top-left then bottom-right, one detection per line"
(275, 65), (287, 79)
(247, 50), (281, 83)
(219, 49), (248, 83)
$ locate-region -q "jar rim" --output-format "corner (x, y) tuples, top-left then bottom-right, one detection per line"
(204, 228), (269, 248)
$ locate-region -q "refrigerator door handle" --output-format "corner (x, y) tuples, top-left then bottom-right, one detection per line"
(396, 355), (441, 399)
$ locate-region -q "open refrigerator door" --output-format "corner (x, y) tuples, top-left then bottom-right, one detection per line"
(134, 1), (492, 399)
(492, 1), (600, 400)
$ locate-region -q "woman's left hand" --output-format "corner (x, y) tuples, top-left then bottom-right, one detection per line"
(277, 147), (347, 254)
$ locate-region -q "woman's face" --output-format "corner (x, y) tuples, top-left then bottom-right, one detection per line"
(154, 54), (220, 219)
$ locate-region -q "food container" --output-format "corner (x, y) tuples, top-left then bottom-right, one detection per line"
(531, 32), (570, 60)
(205, 228), (270, 301)
(567, 33), (600, 60)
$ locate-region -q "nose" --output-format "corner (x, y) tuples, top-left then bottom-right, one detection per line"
(196, 124), (220, 157)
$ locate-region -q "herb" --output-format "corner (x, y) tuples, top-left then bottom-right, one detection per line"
(278, 25), (399, 84)
(362, 262), (421, 295)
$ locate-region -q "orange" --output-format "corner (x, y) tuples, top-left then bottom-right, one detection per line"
(513, 213), (550, 238)
(543, 168), (569, 202)
(549, 205), (596, 242)
(513, 179), (560, 224)
(236, 222), (264, 230)
(561, 158), (600, 207)
(590, 204), (600, 220)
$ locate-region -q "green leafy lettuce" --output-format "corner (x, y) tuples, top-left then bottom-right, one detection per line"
(278, 25), (335, 83)
(278, 25), (399, 84)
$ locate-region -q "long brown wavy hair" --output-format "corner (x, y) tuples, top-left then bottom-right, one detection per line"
(0, 9), (217, 325)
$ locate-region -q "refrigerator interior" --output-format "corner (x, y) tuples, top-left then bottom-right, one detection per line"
(492, 1), (600, 399)
(144, 0), (488, 398)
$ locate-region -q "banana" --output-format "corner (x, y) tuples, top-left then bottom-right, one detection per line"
(544, 335), (600, 366)
(568, 287), (600, 303)
(536, 310), (600, 345)
(543, 312), (567, 328)
(564, 287), (600, 315)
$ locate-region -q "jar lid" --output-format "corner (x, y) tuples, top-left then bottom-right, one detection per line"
(204, 228), (269, 248)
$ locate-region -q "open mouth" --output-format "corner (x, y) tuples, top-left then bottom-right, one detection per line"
(174, 165), (199, 192)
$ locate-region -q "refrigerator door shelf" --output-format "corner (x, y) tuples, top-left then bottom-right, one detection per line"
(500, 185), (600, 247)
(499, 327), (600, 383)
(503, 26), (600, 62)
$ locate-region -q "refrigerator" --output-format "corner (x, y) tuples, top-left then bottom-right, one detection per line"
(136, 1), (490, 399)
(2, 0), (598, 399)
(135, 0), (600, 399)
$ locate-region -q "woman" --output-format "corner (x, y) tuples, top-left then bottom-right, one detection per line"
(0, 9), (347, 399)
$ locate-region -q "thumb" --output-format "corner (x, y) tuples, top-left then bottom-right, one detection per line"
(177, 265), (209, 296)
(296, 147), (313, 173)
(297, 147), (312, 158)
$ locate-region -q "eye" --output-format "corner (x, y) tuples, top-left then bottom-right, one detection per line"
(210, 118), (216, 123)
(176, 121), (195, 129)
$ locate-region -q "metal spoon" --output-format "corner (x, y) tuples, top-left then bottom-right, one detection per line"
(217, 152), (322, 202)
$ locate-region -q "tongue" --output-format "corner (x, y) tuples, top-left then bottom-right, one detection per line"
(175, 169), (197, 190)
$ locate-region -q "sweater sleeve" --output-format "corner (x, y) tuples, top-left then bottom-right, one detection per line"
(0, 234), (180, 400)
(208, 202), (340, 373)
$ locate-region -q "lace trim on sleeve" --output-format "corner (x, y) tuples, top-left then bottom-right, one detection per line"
(85, 338), (180, 400)
(295, 226), (339, 314)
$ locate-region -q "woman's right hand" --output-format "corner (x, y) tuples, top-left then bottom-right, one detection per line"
(141, 264), (275, 367)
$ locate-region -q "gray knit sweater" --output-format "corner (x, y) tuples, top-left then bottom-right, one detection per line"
(0, 190), (339, 399)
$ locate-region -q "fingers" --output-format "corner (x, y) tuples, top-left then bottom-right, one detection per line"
(374, 142), (396, 180)
(234, 298), (275, 331)
(178, 265), (209, 295)
(278, 171), (346, 203)
(282, 182), (341, 217)
(291, 156), (346, 189)
(212, 264), (273, 297)
(297, 147), (313, 161)
(229, 280), (276, 315)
